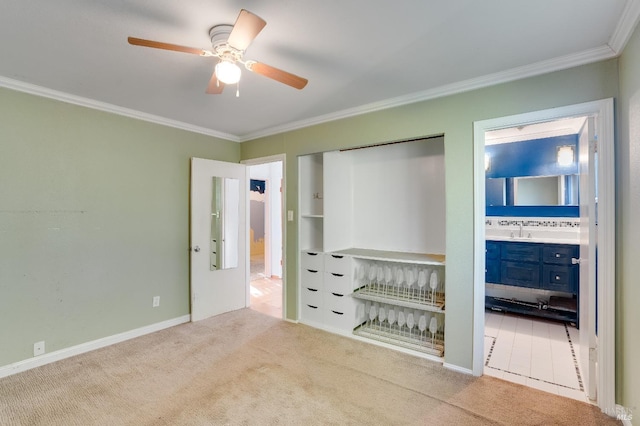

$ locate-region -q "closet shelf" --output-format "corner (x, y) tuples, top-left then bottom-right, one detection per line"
(353, 323), (444, 357)
(353, 287), (445, 313)
(333, 248), (445, 265)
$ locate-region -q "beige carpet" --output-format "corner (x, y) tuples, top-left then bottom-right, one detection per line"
(0, 309), (619, 425)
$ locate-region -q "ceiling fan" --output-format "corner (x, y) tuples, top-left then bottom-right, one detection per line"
(128, 9), (308, 95)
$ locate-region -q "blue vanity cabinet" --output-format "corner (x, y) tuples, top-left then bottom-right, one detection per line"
(499, 243), (542, 288)
(541, 245), (579, 293)
(485, 241), (501, 283)
(486, 240), (579, 325)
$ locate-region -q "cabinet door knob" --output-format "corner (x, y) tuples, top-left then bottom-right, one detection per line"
(571, 258), (581, 265)
(555, 253), (561, 258)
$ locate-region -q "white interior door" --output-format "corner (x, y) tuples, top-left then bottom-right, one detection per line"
(190, 157), (248, 322)
(578, 117), (597, 401)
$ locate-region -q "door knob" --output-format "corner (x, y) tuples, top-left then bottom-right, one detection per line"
(193, 246), (201, 252)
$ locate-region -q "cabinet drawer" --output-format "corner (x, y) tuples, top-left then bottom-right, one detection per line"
(324, 253), (352, 276)
(542, 265), (576, 293)
(323, 296), (364, 331)
(325, 271), (353, 295)
(501, 243), (541, 262)
(486, 241), (500, 260)
(300, 303), (323, 324)
(300, 268), (323, 290)
(301, 251), (324, 271)
(500, 261), (540, 288)
(301, 286), (323, 307)
(542, 245), (578, 265)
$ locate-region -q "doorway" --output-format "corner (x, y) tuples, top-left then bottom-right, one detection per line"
(243, 156), (285, 319)
(472, 99), (615, 413)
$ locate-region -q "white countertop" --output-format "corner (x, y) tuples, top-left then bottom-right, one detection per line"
(486, 235), (580, 245)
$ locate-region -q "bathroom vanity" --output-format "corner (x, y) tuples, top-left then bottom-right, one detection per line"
(485, 218), (580, 326)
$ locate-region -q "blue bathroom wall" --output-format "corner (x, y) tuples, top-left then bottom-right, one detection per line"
(486, 134), (579, 217)
(485, 134), (578, 178)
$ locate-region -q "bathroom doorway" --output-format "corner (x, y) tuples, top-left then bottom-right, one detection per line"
(473, 99), (615, 412)
(244, 156), (285, 319)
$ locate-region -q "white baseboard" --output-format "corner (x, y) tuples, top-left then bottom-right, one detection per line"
(0, 315), (191, 379)
(443, 362), (474, 375)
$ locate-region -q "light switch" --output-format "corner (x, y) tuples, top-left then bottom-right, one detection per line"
(287, 210), (294, 221)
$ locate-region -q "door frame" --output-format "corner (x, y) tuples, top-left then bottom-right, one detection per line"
(241, 154), (287, 319)
(472, 99), (615, 412)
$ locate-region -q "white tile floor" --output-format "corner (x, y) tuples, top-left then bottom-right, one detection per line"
(484, 310), (589, 403)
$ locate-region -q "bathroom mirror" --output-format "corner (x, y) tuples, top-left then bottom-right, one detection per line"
(210, 176), (240, 270)
(487, 175), (579, 207)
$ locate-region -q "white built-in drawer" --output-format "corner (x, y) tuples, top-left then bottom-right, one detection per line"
(301, 251), (324, 271)
(301, 303), (323, 325)
(323, 295), (365, 331)
(300, 268), (323, 290)
(324, 271), (353, 295)
(300, 286), (323, 308)
(324, 253), (352, 276)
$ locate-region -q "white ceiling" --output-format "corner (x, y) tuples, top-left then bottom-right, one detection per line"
(1, 1), (638, 142)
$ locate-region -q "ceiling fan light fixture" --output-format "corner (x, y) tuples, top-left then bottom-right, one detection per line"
(215, 60), (241, 84)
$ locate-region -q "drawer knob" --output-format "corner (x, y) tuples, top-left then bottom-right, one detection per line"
(331, 310), (344, 315)
(331, 292), (344, 297)
(555, 275), (561, 280)
(307, 269), (318, 273)
(331, 255), (344, 259)
(555, 253), (561, 258)
(331, 273), (344, 277)
(307, 288), (318, 292)
(307, 305), (318, 309)
(307, 253), (318, 256)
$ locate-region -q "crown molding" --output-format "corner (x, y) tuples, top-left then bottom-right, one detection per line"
(239, 45), (617, 142)
(1, 21), (632, 146)
(0, 76), (241, 143)
(609, 0), (640, 54)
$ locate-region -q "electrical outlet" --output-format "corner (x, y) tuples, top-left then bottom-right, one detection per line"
(33, 341), (45, 357)
(152, 296), (160, 307)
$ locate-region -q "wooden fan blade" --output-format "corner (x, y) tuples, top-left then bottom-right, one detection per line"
(227, 9), (266, 51)
(128, 37), (207, 56)
(206, 71), (225, 94)
(248, 62), (308, 90)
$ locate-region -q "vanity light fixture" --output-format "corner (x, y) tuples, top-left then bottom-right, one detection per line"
(557, 145), (574, 166)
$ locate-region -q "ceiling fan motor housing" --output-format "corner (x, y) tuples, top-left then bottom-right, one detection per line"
(209, 24), (241, 62)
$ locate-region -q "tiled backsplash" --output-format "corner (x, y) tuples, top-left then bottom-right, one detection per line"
(485, 216), (580, 244)
(485, 217), (580, 229)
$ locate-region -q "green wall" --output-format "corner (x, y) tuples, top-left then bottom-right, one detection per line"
(241, 60), (619, 373)
(0, 87), (239, 366)
(617, 20), (640, 413)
